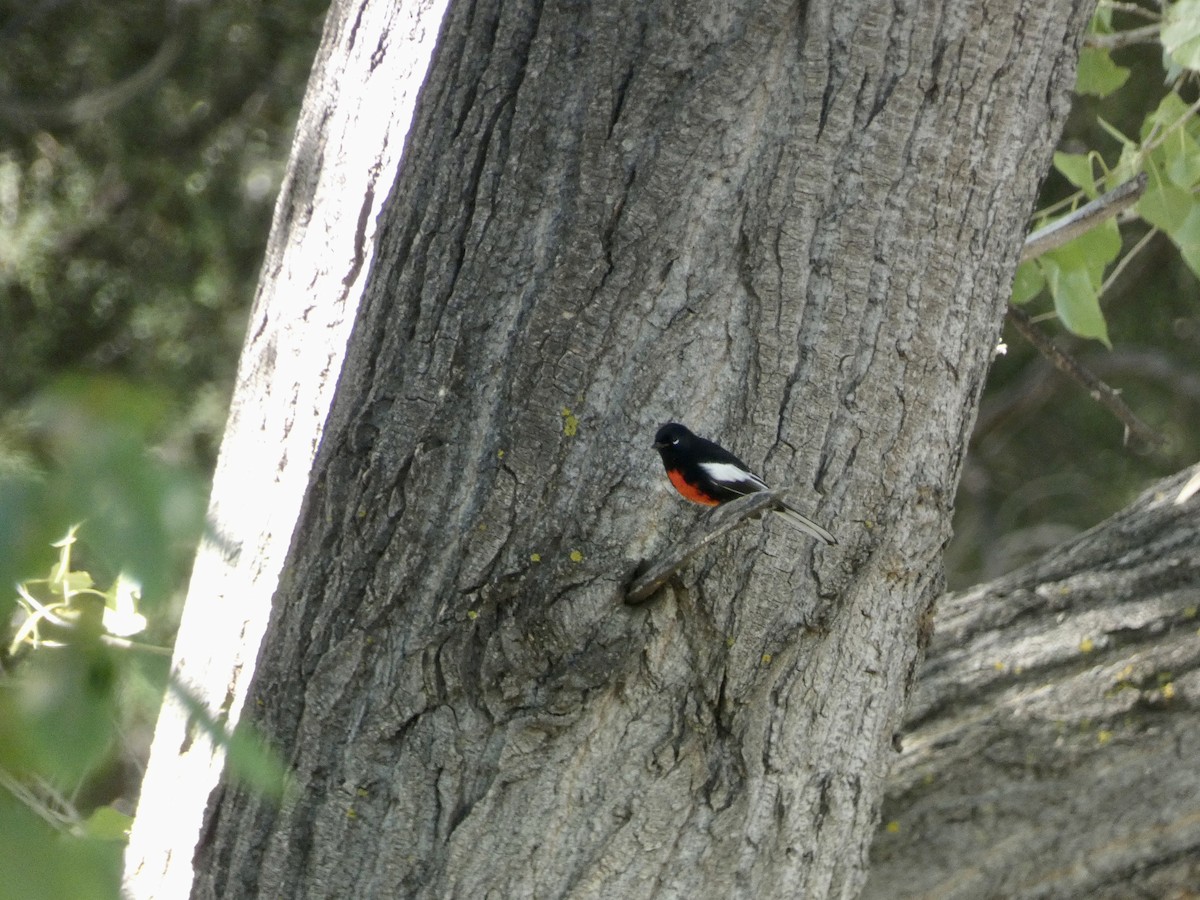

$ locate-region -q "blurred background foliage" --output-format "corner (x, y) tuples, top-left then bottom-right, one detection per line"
(0, 0), (1197, 896)
(0, 0), (328, 894)
(951, 5), (1200, 583)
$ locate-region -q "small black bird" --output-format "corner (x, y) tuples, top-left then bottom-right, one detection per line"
(652, 422), (836, 545)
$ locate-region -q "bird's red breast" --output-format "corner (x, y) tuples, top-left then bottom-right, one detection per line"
(667, 467), (721, 506)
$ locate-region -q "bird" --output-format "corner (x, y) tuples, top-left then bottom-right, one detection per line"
(652, 422), (836, 545)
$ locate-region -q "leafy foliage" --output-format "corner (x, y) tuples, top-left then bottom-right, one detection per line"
(0, 374), (208, 610)
(0, 529), (156, 899)
(0, 1), (326, 895)
(1, 526), (286, 898)
(1015, 3), (1200, 346)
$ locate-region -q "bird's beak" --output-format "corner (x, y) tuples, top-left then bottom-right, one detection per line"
(652, 440), (667, 449)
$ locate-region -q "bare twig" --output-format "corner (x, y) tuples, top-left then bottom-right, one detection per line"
(1021, 174), (1148, 262)
(1005, 305), (1165, 449)
(1095, 2), (1160, 21)
(1099, 225), (1158, 296)
(99, 634), (173, 656)
(977, 346), (1200, 447)
(625, 492), (778, 605)
(0, 26), (183, 129)
(1083, 23), (1162, 49)
(0, 767), (81, 834)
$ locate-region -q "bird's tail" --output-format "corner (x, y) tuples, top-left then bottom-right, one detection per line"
(776, 501), (837, 545)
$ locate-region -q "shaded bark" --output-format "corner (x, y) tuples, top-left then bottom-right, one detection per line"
(132, 0), (1093, 896)
(867, 464), (1200, 898)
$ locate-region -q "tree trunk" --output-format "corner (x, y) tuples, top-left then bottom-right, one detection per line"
(866, 464), (1200, 899)
(130, 0), (1093, 896)
(123, 0), (452, 894)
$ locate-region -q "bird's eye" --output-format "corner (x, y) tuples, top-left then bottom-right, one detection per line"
(672, 438), (680, 445)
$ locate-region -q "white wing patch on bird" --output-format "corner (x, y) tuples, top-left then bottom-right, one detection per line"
(700, 461), (768, 492)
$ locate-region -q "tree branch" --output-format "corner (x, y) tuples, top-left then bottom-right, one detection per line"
(1020, 173), (1147, 262)
(0, 25), (183, 129)
(1080, 22), (1161, 49)
(1006, 305), (1166, 448)
(1083, 23), (1161, 50)
(624, 491), (779, 605)
(867, 464), (1200, 898)
(1009, 173), (1164, 448)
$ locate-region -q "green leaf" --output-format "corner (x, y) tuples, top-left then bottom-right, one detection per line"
(225, 722), (290, 800)
(59, 570), (96, 595)
(1163, 0), (1200, 71)
(1076, 47), (1131, 97)
(1163, 56), (1187, 86)
(1053, 152), (1099, 197)
(1090, 5), (1114, 32)
(1047, 218), (1122, 287)
(1042, 258), (1112, 347)
(81, 806), (133, 843)
(17, 377), (207, 609)
(1011, 260), (1045, 305)
(101, 573), (147, 638)
(1138, 178), (1193, 232)
(1164, 127), (1200, 187)
(1143, 90), (1192, 141)
(0, 798), (122, 900)
(1038, 221), (1119, 346)
(15, 642), (121, 783)
(1167, 202), (1200, 279)
(1137, 166), (1200, 279)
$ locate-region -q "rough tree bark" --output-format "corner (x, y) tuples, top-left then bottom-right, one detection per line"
(129, 0), (1094, 897)
(866, 465), (1200, 899)
(124, 0), (452, 894)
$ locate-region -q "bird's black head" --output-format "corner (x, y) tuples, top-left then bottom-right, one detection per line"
(653, 422), (693, 450)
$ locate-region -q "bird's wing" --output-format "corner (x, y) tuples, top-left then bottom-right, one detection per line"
(698, 461), (769, 493)
(698, 462), (837, 545)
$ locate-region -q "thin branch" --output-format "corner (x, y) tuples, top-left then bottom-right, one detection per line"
(1006, 305), (1166, 449)
(1095, 2), (1160, 21)
(99, 634), (173, 656)
(1138, 90), (1200, 159)
(1021, 174), (1148, 262)
(1099, 225), (1158, 297)
(0, 768), (80, 834)
(1034, 188), (1090, 221)
(0, 26), (183, 129)
(1083, 23), (1162, 49)
(625, 492), (778, 605)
